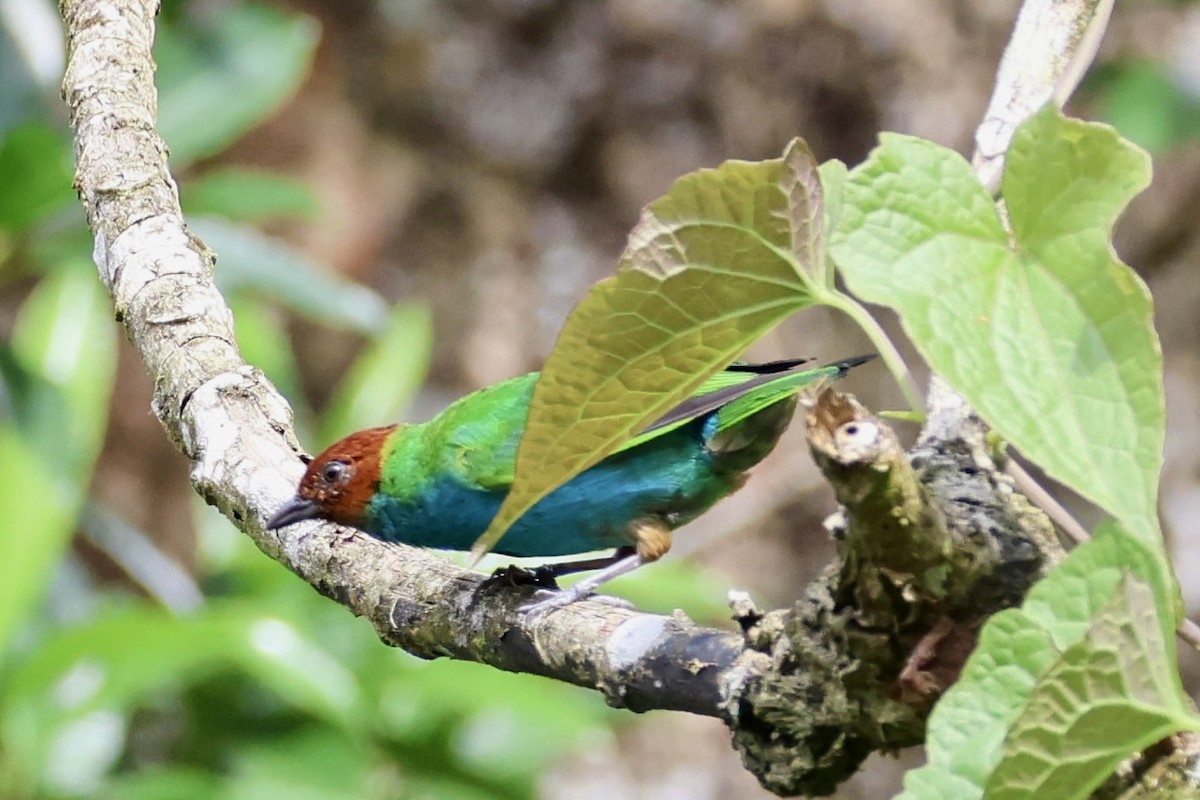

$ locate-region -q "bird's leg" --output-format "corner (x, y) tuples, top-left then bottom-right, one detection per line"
(539, 545), (637, 578)
(489, 546), (637, 589)
(520, 554), (645, 617)
(520, 520), (672, 618)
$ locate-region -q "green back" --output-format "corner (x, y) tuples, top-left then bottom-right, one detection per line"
(379, 373), (537, 499)
(379, 359), (864, 498)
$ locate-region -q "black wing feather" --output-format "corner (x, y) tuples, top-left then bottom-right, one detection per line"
(639, 355), (875, 436)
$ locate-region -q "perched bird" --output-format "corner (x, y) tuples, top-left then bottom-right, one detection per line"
(268, 355), (873, 614)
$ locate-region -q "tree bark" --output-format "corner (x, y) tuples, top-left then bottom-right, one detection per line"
(60, 0), (1195, 796)
(58, 0), (798, 722)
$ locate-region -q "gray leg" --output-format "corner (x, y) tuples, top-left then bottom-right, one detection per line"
(519, 552), (646, 618)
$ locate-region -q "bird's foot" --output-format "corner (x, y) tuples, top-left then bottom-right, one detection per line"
(487, 564), (561, 590)
(519, 552), (647, 620)
(519, 587), (634, 620)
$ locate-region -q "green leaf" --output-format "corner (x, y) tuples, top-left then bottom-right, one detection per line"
(0, 271), (117, 663)
(224, 729), (369, 800)
(0, 606), (365, 778)
(156, 4), (319, 167)
(1093, 62), (1200, 154)
(98, 767), (223, 800)
(0, 337), (71, 464)
(182, 168), (319, 222)
(0, 121), (75, 233)
(375, 656), (610, 767)
(320, 303), (432, 441)
(400, 776), (520, 800)
(11, 268), (118, 476)
(232, 613), (363, 728)
(832, 107), (1162, 543)
(0, 427), (75, 664)
(985, 573), (1198, 800)
(194, 217), (389, 334)
(897, 525), (1197, 800)
(1020, 521), (1177, 652)
(229, 295), (305, 412)
(473, 138), (827, 557)
(898, 612), (1050, 800)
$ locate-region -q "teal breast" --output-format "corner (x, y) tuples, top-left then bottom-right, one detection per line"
(364, 416), (742, 557)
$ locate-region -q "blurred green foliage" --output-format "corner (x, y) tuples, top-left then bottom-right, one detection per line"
(1089, 60), (1200, 153)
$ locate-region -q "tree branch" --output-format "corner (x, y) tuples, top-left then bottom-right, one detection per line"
(60, 0), (780, 720)
(971, 0), (1114, 191)
(60, 0), (1180, 797)
(725, 386), (1060, 796)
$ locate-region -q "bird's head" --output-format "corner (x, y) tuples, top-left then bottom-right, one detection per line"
(266, 425), (398, 531)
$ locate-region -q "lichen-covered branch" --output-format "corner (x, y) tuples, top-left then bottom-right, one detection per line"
(727, 389), (1061, 796)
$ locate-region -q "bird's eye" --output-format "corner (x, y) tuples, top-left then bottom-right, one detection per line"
(321, 461), (349, 485)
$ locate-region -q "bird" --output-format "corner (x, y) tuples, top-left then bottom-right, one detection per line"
(267, 355), (874, 615)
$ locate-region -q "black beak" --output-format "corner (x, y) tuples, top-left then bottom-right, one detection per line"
(266, 496), (320, 529)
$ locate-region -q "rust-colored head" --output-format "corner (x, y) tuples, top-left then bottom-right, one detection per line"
(266, 425), (397, 530)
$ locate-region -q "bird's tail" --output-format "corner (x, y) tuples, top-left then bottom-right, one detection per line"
(706, 354), (875, 441)
(643, 354), (874, 436)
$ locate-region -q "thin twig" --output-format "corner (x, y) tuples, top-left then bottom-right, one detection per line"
(1004, 460), (1090, 546)
(1007, 460), (1200, 654)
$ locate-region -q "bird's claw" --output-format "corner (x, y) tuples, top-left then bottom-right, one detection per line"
(519, 588), (581, 620)
(519, 588), (634, 620)
(487, 564), (561, 590)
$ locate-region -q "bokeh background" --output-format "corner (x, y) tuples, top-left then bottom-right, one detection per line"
(2, 0), (1199, 797)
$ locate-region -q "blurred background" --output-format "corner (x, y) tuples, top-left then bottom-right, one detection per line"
(2, 0), (1199, 797)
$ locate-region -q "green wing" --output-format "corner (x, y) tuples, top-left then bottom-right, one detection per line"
(614, 356), (874, 454)
(422, 357), (873, 490)
(423, 372), (537, 491)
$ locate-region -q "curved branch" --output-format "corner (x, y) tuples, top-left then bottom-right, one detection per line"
(59, 0), (760, 719)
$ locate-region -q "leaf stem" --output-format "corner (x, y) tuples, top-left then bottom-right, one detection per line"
(1178, 618), (1200, 654)
(1006, 459), (1200, 654)
(823, 290), (924, 413)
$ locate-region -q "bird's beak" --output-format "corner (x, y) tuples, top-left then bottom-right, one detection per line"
(266, 496), (320, 529)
